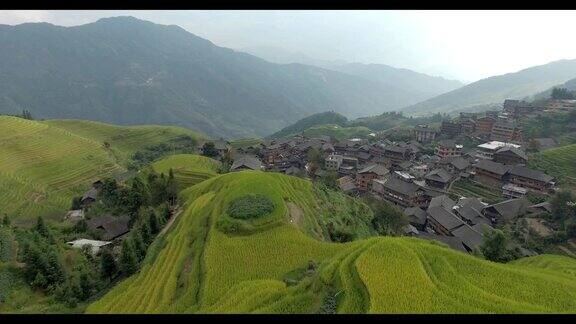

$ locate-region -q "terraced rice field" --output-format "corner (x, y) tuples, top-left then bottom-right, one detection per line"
(0, 117), (204, 226)
(150, 154), (220, 190)
(0, 116), (126, 225)
(87, 171), (576, 314)
(44, 119), (204, 164)
(528, 143), (576, 189)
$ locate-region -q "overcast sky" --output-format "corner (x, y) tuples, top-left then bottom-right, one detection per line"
(1, 10), (576, 82)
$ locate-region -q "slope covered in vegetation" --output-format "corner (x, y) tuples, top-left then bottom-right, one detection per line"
(0, 117), (203, 226)
(528, 143), (576, 189)
(150, 154), (220, 190)
(87, 171), (576, 314)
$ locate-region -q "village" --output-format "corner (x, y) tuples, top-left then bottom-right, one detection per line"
(62, 97), (575, 258)
(189, 97), (575, 255)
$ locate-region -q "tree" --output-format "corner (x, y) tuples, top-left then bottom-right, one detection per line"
(100, 178), (119, 208)
(132, 231), (147, 262)
(527, 139), (541, 152)
(100, 248), (117, 279)
(2, 214), (9, 227)
(119, 239), (138, 275)
(320, 171), (338, 190)
(364, 197), (408, 236)
(70, 197), (82, 210)
(166, 169), (178, 205)
(140, 221), (153, 245)
(35, 216), (54, 243)
(551, 190), (576, 222)
(551, 87), (575, 100)
(480, 229), (509, 262)
(202, 142), (218, 158)
(148, 210), (160, 235)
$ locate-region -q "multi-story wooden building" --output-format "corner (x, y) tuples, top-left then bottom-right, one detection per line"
(473, 159), (510, 186)
(356, 164), (390, 191)
(508, 165), (555, 193)
(413, 125), (438, 143)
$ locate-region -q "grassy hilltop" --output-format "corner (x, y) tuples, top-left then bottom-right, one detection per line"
(0, 117), (202, 226)
(87, 170), (576, 314)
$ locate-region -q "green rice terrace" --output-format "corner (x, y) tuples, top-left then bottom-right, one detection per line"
(0, 117), (203, 226)
(528, 143), (576, 189)
(150, 154), (220, 191)
(87, 171), (576, 314)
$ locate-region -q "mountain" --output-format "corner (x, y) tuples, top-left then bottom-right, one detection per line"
(242, 47), (465, 109)
(531, 77), (576, 101)
(0, 17), (419, 139)
(402, 59), (576, 116)
(86, 170), (576, 313)
(329, 63), (464, 106)
(239, 46), (347, 69)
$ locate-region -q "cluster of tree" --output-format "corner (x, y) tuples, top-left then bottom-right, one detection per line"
(523, 110), (576, 140)
(477, 229), (522, 263)
(550, 190), (576, 239)
(551, 87), (575, 100)
(117, 206), (170, 276)
(201, 142), (219, 158)
(128, 135), (197, 171)
(15, 217), (101, 307)
(363, 196), (409, 236)
(20, 109), (34, 120)
(306, 148), (326, 179)
(86, 171), (177, 226)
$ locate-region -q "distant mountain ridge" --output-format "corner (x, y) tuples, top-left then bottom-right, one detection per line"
(0, 17), (463, 140)
(242, 46), (464, 109)
(402, 59), (576, 116)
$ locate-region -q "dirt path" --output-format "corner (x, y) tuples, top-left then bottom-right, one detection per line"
(286, 202), (303, 228)
(159, 207), (183, 236)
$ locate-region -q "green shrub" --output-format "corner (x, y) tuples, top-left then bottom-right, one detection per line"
(227, 194), (275, 220)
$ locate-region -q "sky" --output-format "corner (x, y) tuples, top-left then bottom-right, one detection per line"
(1, 10), (576, 82)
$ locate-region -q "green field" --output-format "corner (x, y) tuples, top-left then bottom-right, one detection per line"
(150, 154), (220, 190)
(87, 171), (576, 314)
(528, 143), (576, 189)
(0, 117), (203, 226)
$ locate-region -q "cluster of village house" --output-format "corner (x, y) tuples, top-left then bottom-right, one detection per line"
(193, 99), (566, 254)
(64, 98), (572, 255)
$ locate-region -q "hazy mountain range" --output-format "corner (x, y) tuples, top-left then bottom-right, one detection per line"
(402, 59), (576, 116)
(0, 16), (575, 139)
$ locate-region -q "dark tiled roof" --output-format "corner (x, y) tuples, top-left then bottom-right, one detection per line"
(231, 155), (262, 171)
(337, 176), (357, 192)
(440, 156), (470, 170)
(428, 195), (456, 210)
(404, 207), (427, 225)
(509, 165), (553, 183)
(82, 188), (98, 201)
(495, 146), (527, 160)
(425, 169), (452, 183)
(474, 159), (510, 175)
(358, 164), (389, 176)
(427, 206), (464, 231)
(101, 216), (130, 241)
(382, 177), (422, 197)
(452, 224), (484, 250)
(485, 198), (529, 221)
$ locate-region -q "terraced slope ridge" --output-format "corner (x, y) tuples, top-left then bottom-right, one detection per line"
(150, 154), (220, 190)
(87, 171), (576, 314)
(528, 143), (576, 189)
(0, 117), (203, 226)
